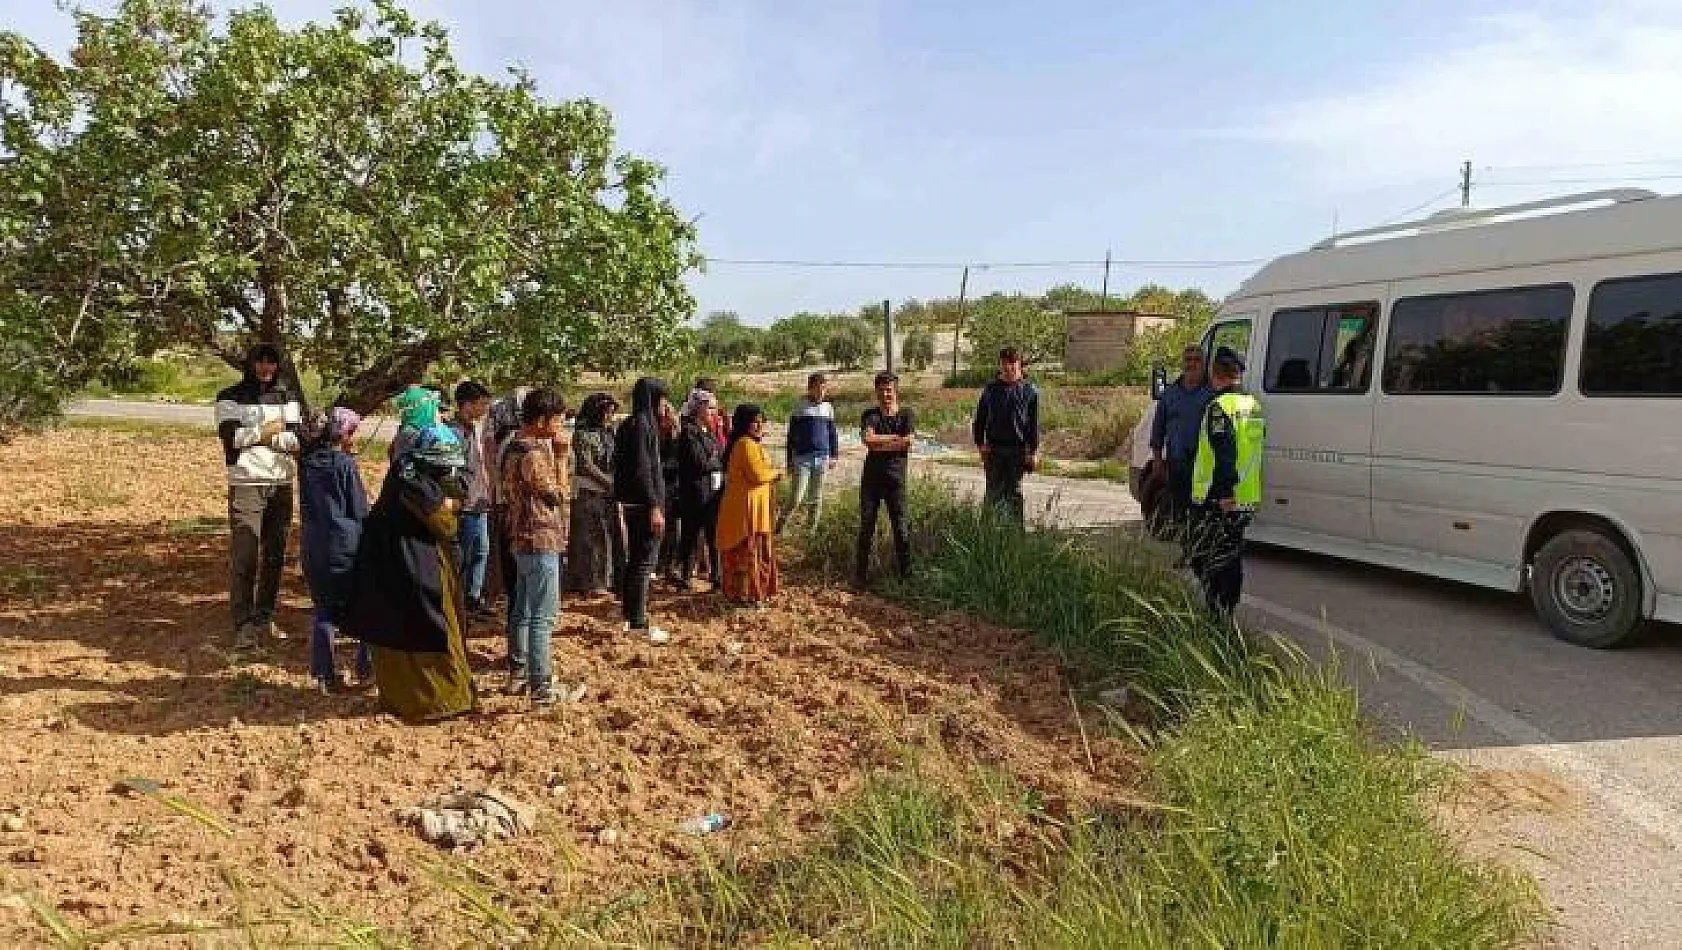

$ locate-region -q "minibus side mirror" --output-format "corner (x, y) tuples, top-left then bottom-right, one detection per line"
(1149, 364), (1168, 400)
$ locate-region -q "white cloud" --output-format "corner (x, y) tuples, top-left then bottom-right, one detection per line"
(1254, 2), (1682, 194)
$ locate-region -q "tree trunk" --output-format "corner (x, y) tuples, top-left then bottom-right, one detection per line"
(337, 340), (444, 416)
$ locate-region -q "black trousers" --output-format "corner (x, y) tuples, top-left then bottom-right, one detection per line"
(856, 478), (910, 582)
(228, 484), (292, 631)
(657, 486), (682, 574)
(1191, 505), (1252, 614)
(621, 504), (662, 628)
(982, 446), (1028, 523)
(678, 493), (720, 584)
(1166, 457), (1195, 528)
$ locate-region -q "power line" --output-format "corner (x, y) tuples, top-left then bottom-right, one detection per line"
(1482, 157), (1682, 173)
(1480, 172), (1682, 186)
(1369, 186), (1461, 228)
(703, 255), (1265, 271)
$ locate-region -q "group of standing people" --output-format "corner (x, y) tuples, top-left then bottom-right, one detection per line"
(213, 339), (1250, 723)
(1146, 344), (1265, 614)
(216, 348), (925, 720)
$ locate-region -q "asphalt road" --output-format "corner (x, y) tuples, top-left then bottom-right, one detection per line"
(68, 398), (1677, 944)
(1242, 551), (1682, 948)
(69, 398), (223, 425)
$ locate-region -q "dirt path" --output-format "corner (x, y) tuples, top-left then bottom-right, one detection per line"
(0, 427), (1135, 945)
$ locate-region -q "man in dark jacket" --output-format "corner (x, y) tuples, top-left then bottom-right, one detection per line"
(449, 380), (495, 617)
(613, 377), (672, 643)
(972, 347), (1040, 524)
(215, 343), (304, 650)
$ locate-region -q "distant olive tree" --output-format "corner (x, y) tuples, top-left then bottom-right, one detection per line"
(963, 294), (1066, 372)
(902, 330), (936, 370)
(823, 317), (877, 370)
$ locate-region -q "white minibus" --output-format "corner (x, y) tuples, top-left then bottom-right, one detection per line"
(1129, 189), (1682, 647)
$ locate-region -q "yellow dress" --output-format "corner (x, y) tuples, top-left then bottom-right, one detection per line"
(717, 439), (780, 603)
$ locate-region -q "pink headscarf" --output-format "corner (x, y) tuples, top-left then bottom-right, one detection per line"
(328, 406), (362, 441)
(681, 388), (716, 421)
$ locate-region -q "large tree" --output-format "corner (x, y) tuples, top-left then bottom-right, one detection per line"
(0, 0), (699, 433)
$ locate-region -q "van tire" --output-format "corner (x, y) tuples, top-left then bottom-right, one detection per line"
(1530, 529), (1643, 648)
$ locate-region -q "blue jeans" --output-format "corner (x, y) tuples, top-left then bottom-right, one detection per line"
(456, 511), (489, 603)
(509, 552), (560, 690)
(310, 605), (370, 683)
(777, 454), (829, 531)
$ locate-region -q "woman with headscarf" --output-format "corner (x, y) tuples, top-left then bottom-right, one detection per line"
(716, 404), (783, 606)
(299, 406), (372, 692)
(612, 377), (672, 643)
(566, 393), (624, 594)
(674, 389), (724, 590)
(342, 429), (477, 721)
(389, 384), (444, 462)
(655, 401), (684, 580)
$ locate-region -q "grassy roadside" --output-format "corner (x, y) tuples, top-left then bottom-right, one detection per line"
(573, 481), (1544, 946)
(3, 470), (1543, 946)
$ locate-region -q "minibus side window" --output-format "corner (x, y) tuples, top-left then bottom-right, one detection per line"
(1204, 319), (1252, 366)
(1263, 303), (1377, 394)
(1582, 272), (1682, 396)
(1382, 284), (1573, 395)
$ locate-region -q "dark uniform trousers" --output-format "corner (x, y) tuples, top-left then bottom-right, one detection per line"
(1189, 505), (1252, 615)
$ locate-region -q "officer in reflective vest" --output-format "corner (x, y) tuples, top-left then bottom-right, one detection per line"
(1189, 346), (1265, 614)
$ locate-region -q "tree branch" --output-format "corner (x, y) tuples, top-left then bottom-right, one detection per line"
(338, 337), (444, 415)
(218, 288), (262, 333)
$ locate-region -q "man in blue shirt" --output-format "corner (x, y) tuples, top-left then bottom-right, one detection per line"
(1149, 345), (1214, 536)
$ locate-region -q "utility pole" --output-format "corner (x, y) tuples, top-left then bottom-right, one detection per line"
(1100, 249), (1112, 307)
(1460, 160), (1473, 208)
(950, 266), (970, 379)
(882, 299), (895, 374)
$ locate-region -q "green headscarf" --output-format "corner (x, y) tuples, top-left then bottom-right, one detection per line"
(395, 385), (440, 432)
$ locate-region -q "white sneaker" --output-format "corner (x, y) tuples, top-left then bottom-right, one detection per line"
(623, 622), (671, 645)
(558, 681), (589, 703)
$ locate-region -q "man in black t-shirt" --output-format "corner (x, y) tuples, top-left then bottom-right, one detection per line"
(856, 371), (916, 585)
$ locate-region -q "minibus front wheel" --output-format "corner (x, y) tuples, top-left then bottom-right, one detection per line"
(1529, 527), (1643, 649)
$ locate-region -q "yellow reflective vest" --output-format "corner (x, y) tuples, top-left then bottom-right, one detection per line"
(1191, 391), (1265, 510)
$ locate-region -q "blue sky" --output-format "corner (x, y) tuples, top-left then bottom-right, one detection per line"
(12, 0), (1682, 322)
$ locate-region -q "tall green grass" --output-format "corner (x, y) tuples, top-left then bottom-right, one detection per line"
(579, 691), (1536, 947)
(580, 480), (1543, 948)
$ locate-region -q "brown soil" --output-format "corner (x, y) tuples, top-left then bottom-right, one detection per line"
(0, 427), (1137, 945)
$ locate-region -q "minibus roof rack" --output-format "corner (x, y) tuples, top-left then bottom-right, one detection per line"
(1312, 188), (1660, 250)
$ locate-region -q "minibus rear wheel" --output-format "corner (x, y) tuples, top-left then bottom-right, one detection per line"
(1530, 528), (1643, 648)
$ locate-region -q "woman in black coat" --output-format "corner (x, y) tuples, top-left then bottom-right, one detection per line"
(674, 389), (724, 589)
